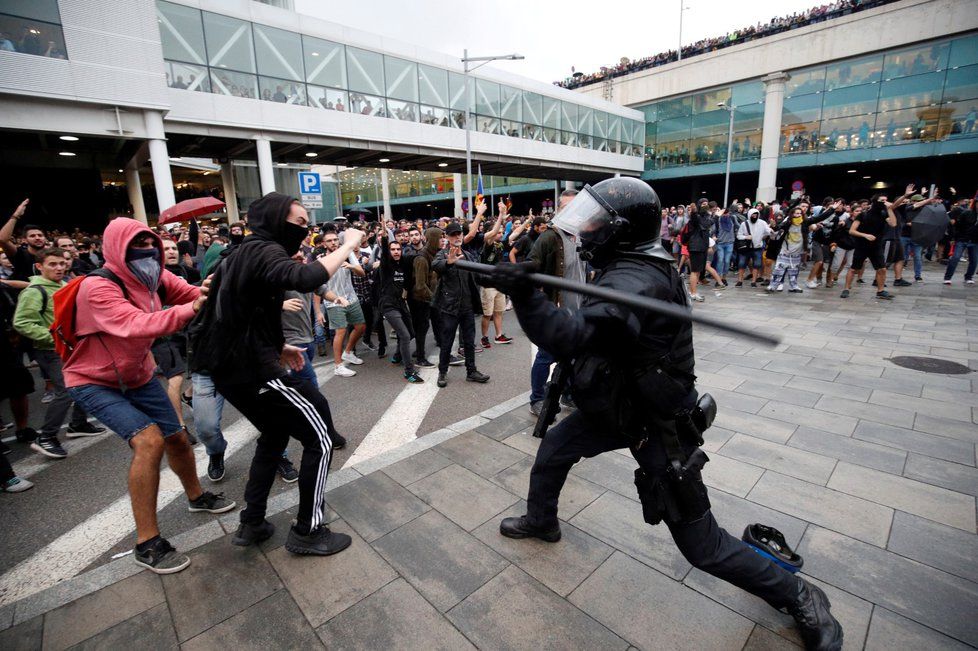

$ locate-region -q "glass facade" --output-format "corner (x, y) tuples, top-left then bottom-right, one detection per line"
(337, 168), (548, 208)
(0, 0), (67, 60)
(156, 1), (640, 156)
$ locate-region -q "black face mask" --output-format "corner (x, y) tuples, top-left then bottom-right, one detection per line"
(281, 222), (308, 255)
(229, 232), (244, 245)
(750, 217), (758, 222)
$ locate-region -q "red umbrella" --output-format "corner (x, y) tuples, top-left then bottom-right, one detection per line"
(158, 197), (226, 225)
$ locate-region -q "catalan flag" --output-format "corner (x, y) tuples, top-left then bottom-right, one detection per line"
(475, 164), (485, 207)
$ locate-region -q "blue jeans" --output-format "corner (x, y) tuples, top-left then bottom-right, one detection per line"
(191, 372), (226, 455)
(530, 347), (556, 404)
(714, 242), (734, 276)
(68, 380), (182, 442)
(900, 236), (922, 279)
(289, 342), (319, 388)
(737, 249), (763, 270)
(945, 241), (978, 281)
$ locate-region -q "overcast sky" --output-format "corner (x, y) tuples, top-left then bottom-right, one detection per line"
(295, 0), (822, 83)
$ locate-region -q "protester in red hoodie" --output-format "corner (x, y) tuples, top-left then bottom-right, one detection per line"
(65, 217), (235, 575)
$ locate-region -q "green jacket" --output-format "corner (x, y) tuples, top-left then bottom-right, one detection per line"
(13, 275), (64, 349)
(200, 243), (225, 279)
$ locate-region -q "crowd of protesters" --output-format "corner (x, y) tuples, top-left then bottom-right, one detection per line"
(556, 0), (893, 90)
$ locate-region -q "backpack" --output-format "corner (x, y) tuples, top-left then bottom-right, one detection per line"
(50, 268), (165, 361)
(678, 221), (692, 247)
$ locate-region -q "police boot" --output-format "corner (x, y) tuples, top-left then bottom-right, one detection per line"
(787, 578), (843, 651)
(499, 515), (561, 543)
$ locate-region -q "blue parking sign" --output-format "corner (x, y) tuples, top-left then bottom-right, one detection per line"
(298, 172), (321, 195)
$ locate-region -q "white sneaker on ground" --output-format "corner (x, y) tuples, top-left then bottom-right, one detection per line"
(689, 293), (705, 302)
(341, 351), (364, 365)
(943, 280), (952, 285)
(776, 283), (784, 292)
(806, 280), (819, 289)
(334, 364), (356, 377)
(967, 279), (976, 285)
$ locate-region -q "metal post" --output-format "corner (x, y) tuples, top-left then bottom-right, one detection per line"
(464, 49), (473, 222)
(677, 0), (684, 61)
(723, 105), (735, 208)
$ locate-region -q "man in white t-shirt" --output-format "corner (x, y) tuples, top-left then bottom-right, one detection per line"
(315, 232), (366, 377)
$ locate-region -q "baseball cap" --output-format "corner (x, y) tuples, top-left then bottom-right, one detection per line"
(444, 222), (463, 235)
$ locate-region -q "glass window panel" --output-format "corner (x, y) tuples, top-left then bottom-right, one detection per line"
(449, 109), (467, 129)
(645, 121), (657, 146)
(877, 71), (944, 112)
(874, 108), (939, 146)
(253, 24), (302, 81)
(500, 119), (520, 137)
(2, 0), (61, 23)
(577, 106), (593, 135)
(691, 88), (731, 114)
(387, 98), (419, 121)
(656, 116), (690, 141)
(818, 115), (875, 151)
(419, 64), (448, 107)
(561, 101), (578, 128)
(943, 64), (978, 102)
(825, 56), (882, 91)
(0, 14), (66, 58)
(640, 103), (657, 122)
(594, 111), (608, 138)
(690, 135), (726, 164)
(303, 36), (345, 88)
(499, 86), (521, 121)
(731, 81), (763, 106)
(164, 61), (210, 92)
(209, 68), (258, 98)
(156, 1), (205, 65)
(475, 78), (499, 117)
(560, 130), (578, 146)
(543, 127), (558, 144)
(522, 123), (541, 140)
(449, 71), (471, 111)
(309, 85), (348, 110)
(690, 109), (729, 138)
(937, 100), (978, 139)
(782, 93), (823, 125)
(733, 130), (762, 159)
(821, 83), (879, 120)
(594, 137), (608, 152)
(259, 77), (306, 104)
(348, 92), (385, 116)
(949, 34), (978, 68)
(607, 114), (621, 141)
(785, 68), (825, 97)
(385, 56), (418, 102)
(578, 133), (593, 149)
(884, 42), (950, 79)
(732, 102), (764, 132)
(203, 11), (255, 73)
(543, 96), (560, 129)
(657, 96), (691, 119)
(655, 139), (690, 167)
(522, 91), (542, 125)
(781, 122), (820, 154)
(346, 47), (384, 95)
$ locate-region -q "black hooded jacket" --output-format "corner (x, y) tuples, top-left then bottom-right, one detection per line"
(188, 192), (329, 384)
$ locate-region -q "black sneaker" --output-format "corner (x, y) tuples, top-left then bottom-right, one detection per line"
(721, 278), (729, 287)
(415, 358), (435, 368)
(377, 345), (386, 358)
(876, 291), (894, 300)
(66, 422), (106, 438)
(789, 288), (803, 293)
(499, 515), (561, 542)
(437, 373), (447, 388)
(405, 371), (425, 383)
(750, 282), (758, 288)
(15, 427), (38, 443)
(840, 289), (850, 298)
(481, 336), (492, 349)
(893, 278), (913, 287)
(787, 579), (843, 651)
(390, 354), (402, 365)
(915, 276), (923, 283)
(285, 525), (352, 556)
(277, 458), (299, 483)
(466, 370), (490, 383)
(0, 440), (10, 455)
(494, 334), (513, 344)
(31, 436), (67, 459)
(207, 454), (225, 482)
(529, 401), (541, 417)
(856, 278), (865, 284)
(448, 354), (464, 366)
(133, 537), (190, 575)
(188, 491), (236, 514)
(735, 281), (743, 287)
(330, 432), (347, 450)
(232, 520), (275, 547)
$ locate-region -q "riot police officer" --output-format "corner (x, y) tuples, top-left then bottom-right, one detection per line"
(483, 177), (842, 651)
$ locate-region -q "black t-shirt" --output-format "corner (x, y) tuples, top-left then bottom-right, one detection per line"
(480, 240), (504, 266)
(512, 233), (535, 262)
(463, 231), (484, 256)
(10, 246), (37, 281)
(853, 208), (887, 247)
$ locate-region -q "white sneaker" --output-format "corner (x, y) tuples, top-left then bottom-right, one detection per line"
(776, 283), (784, 292)
(334, 364), (357, 377)
(967, 279), (976, 285)
(943, 279), (952, 285)
(341, 351), (364, 365)
(806, 280), (819, 289)
(689, 293), (705, 302)
(2, 476), (34, 493)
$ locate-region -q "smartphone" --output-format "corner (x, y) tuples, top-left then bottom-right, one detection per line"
(929, 184), (936, 198)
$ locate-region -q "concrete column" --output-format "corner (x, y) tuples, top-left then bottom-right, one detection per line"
(255, 138), (275, 195)
(453, 173), (463, 218)
(380, 168), (392, 221)
(124, 163), (147, 225)
(144, 110), (176, 213)
(220, 162), (239, 224)
(563, 180), (576, 191)
(756, 72), (790, 204)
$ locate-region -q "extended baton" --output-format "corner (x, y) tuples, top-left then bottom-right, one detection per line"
(454, 259), (780, 346)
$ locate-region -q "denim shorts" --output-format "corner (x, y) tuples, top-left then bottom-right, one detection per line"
(68, 380), (183, 442)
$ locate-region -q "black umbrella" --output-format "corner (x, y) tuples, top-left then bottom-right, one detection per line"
(346, 206), (375, 221)
(910, 204), (949, 248)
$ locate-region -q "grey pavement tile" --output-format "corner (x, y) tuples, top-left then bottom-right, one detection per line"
(719, 434), (838, 485)
(570, 448), (639, 497)
(693, 358), (726, 374)
(736, 381), (821, 408)
(702, 425), (735, 453)
(473, 506), (613, 597)
(326, 471), (431, 542)
(853, 421), (976, 465)
(449, 564), (627, 650)
(499, 431), (541, 456)
(446, 414), (489, 433)
(569, 491), (693, 580)
(813, 395), (916, 429)
(568, 551), (753, 651)
(705, 351), (778, 370)
(257, 506), (338, 554)
(69, 602), (177, 651)
(882, 367), (972, 392)
(483, 394), (533, 420)
(887, 511), (978, 584)
(162, 537), (282, 642)
(869, 389), (974, 422)
(714, 408), (797, 444)
(717, 364), (797, 387)
(701, 452), (764, 497)
(904, 454), (978, 497)
(913, 414), (978, 444)
(747, 471), (893, 546)
(921, 386), (978, 409)
(784, 345), (852, 362)
(267, 520), (396, 627)
(798, 526), (978, 647)
(0, 604), (12, 632)
(828, 462), (976, 532)
(181, 590), (322, 651)
(474, 412), (534, 441)
(381, 448), (453, 487)
(317, 579), (474, 651)
(709, 489), (809, 550)
(832, 370), (926, 397)
(42, 572), (164, 651)
(407, 464), (520, 531)
(0, 616), (42, 651)
(372, 510), (508, 612)
(349, 429), (454, 478)
(864, 606), (974, 651)
(695, 371), (746, 391)
(433, 430), (527, 478)
(490, 456), (605, 521)
(787, 426), (907, 474)
(763, 357), (843, 381)
(742, 624), (801, 650)
(701, 387), (769, 414)
(785, 376), (873, 402)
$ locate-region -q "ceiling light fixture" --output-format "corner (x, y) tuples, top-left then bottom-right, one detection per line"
(305, 152), (318, 157)
(847, 169), (857, 173)
(379, 158), (390, 163)
(438, 162), (448, 167)
(59, 135), (79, 141)
(59, 151), (76, 157)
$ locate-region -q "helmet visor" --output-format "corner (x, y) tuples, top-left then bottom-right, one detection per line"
(552, 185), (615, 242)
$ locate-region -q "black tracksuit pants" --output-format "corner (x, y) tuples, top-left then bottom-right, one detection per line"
(437, 309), (476, 374)
(217, 373), (335, 534)
(526, 409), (799, 609)
(408, 298), (431, 362)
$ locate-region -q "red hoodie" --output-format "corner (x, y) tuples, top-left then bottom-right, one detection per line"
(63, 218), (200, 389)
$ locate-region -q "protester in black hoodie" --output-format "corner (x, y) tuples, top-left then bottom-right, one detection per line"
(189, 192), (364, 557)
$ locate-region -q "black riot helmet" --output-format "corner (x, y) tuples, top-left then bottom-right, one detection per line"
(552, 177), (664, 267)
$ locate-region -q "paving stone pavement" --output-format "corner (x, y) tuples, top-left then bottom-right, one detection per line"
(2, 274), (976, 650)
